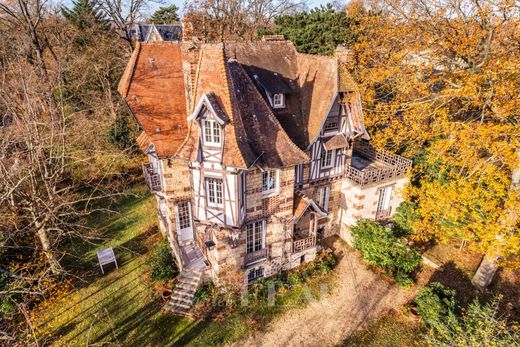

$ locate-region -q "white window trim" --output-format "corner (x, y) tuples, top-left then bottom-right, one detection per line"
(319, 186), (330, 212)
(202, 119), (221, 146)
(262, 169), (280, 195)
(246, 220), (266, 253)
(320, 149), (335, 169)
(377, 185), (393, 212)
(176, 201), (193, 232)
(272, 93), (285, 109)
(205, 177), (224, 208)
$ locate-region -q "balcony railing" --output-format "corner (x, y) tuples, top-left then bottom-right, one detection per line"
(245, 248), (268, 265)
(345, 141), (412, 186)
(375, 208), (392, 220)
(143, 162), (162, 192)
(293, 236), (316, 253)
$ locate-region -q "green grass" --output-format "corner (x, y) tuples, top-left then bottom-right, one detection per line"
(343, 312), (425, 347)
(32, 184), (335, 346)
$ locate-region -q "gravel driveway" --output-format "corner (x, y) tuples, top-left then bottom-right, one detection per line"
(233, 239), (421, 347)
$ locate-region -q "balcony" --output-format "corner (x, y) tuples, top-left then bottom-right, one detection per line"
(375, 208), (392, 220)
(345, 141), (412, 186)
(143, 162), (162, 192)
(245, 248), (268, 265)
(293, 235), (316, 253)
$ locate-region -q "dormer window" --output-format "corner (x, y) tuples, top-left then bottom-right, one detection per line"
(272, 93), (285, 109)
(202, 119), (221, 146)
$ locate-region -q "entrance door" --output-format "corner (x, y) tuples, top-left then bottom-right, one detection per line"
(177, 201), (194, 242)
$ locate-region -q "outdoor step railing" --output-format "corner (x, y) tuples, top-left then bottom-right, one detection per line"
(245, 248), (268, 265)
(293, 235), (316, 253)
(143, 162), (162, 192)
(375, 208), (392, 220)
(345, 141), (412, 186)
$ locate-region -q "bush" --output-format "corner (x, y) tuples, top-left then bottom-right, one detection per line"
(106, 115), (136, 151)
(146, 240), (178, 282)
(352, 219), (422, 286)
(415, 284), (520, 346)
(415, 282), (458, 337)
(392, 201), (419, 237)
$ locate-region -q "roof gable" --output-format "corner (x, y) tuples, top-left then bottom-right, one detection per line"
(188, 92), (229, 125)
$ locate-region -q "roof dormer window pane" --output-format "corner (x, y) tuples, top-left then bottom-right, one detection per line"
(272, 93), (285, 109)
(202, 119), (221, 146)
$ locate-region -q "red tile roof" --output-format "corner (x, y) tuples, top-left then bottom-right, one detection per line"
(118, 42), (188, 157)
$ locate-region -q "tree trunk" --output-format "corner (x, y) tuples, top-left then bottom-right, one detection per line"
(472, 149), (520, 289)
(36, 227), (61, 275)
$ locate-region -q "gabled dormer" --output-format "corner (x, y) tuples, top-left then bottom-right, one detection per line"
(187, 93), (229, 163)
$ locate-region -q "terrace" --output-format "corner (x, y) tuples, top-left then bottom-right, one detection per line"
(345, 141), (412, 186)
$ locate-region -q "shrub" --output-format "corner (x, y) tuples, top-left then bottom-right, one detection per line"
(146, 240), (178, 282)
(415, 282), (458, 338)
(392, 201), (420, 237)
(352, 219), (422, 286)
(106, 115), (136, 151)
(415, 285), (520, 346)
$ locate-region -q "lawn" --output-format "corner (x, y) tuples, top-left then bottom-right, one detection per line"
(31, 184), (335, 346)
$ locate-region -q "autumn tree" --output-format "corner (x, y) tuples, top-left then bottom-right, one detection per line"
(347, 1), (519, 270)
(184, 0), (305, 41)
(150, 5), (180, 24)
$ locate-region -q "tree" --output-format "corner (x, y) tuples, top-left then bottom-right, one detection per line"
(264, 4), (357, 55)
(347, 0), (520, 268)
(61, 0), (110, 30)
(150, 5), (180, 24)
(416, 283), (519, 346)
(184, 0), (305, 42)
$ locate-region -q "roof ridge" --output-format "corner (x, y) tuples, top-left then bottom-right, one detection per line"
(117, 42), (142, 97)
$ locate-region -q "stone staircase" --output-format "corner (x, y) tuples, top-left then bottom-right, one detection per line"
(164, 268), (203, 315)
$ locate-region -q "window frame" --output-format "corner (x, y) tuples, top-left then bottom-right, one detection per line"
(176, 201), (193, 231)
(323, 114), (339, 132)
(318, 186), (330, 212)
(247, 267), (265, 283)
(205, 177), (224, 207)
(320, 149), (335, 169)
(377, 185), (393, 212)
(246, 220), (266, 254)
(272, 93), (285, 108)
(202, 119), (222, 146)
(262, 169), (280, 195)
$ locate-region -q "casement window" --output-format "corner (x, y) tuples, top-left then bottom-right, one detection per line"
(262, 169), (279, 194)
(176, 201), (192, 231)
(202, 119), (221, 146)
(377, 185), (393, 212)
(247, 267), (264, 283)
(318, 186), (330, 212)
(246, 220), (265, 253)
(323, 115), (339, 132)
(272, 93), (285, 108)
(205, 177), (223, 207)
(295, 164), (303, 186)
(320, 149), (334, 169)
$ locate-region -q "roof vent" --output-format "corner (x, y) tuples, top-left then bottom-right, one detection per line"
(262, 35), (285, 41)
(156, 127), (161, 133)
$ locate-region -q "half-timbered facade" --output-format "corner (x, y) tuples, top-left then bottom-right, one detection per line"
(118, 34), (412, 300)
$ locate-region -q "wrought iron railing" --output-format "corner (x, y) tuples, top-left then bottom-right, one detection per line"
(143, 162), (162, 192)
(245, 248), (268, 265)
(293, 236), (316, 253)
(345, 141), (412, 186)
(375, 208), (392, 220)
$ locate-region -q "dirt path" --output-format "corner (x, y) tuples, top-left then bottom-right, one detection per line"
(234, 241), (422, 347)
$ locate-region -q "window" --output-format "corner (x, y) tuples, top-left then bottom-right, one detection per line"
(202, 119), (221, 146)
(318, 186), (330, 211)
(205, 177), (223, 206)
(246, 220), (265, 253)
(324, 115), (339, 131)
(177, 201), (192, 230)
(320, 149), (334, 169)
(247, 267), (264, 283)
(262, 169), (279, 194)
(272, 93), (285, 108)
(377, 185), (393, 212)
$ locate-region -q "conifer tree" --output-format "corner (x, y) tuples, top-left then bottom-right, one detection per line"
(61, 0), (110, 31)
(150, 5), (180, 24)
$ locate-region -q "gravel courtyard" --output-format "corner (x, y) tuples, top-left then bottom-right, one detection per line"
(234, 239), (424, 347)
